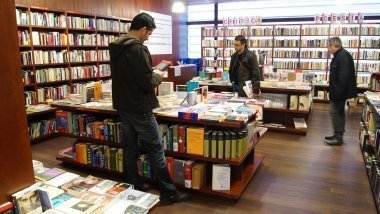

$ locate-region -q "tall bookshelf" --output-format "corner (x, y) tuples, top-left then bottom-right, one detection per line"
(16, 5), (132, 106)
(201, 22), (380, 102)
(16, 5), (132, 142)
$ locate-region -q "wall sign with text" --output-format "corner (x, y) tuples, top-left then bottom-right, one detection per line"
(314, 13), (364, 24)
(223, 16), (262, 26)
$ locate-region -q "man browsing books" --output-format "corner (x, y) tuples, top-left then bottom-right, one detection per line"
(324, 37), (358, 145)
(109, 12), (190, 205)
(228, 35), (261, 98)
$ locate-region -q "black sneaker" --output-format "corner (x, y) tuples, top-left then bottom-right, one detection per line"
(160, 191), (191, 205)
(324, 137), (343, 146)
(324, 135), (335, 140)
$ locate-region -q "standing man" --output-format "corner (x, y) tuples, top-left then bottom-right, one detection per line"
(109, 13), (190, 204)
(325, 37), (358, 145)
(228, 35), (261, 97)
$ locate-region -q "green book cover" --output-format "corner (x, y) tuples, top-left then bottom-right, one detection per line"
(242, 129), (248, 154)
(204, 130), (212, 157)
(237, 132), (243, 157)
(211, 131), (217, 158)
(231, 132), (237, 158)
(217, 131), (224, 159)
(224, 131), (231, 159)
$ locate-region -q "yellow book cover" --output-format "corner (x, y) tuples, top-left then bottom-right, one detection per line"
(231, 132), (237, 158)
(94, 81), (102, 100)
(186, 127), (205, 155)
(224, 131), (231, 159)
(217, 131), (224, 159)
(192, 163), (205, 190)
(236, 132), (243, 158)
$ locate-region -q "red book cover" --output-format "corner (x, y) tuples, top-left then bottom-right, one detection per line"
(166, 157), (174, 179)
(184, 160), (195, 188)
(178, 126), (185, 153)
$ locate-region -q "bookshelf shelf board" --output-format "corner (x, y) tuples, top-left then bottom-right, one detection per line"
(272, 57), (299, 59)
(36, 80), (70, 87)
(30, 6), (65, 13)
(201, 46), (223, 48)
(99, 60), (111, 63)
(34, 63), (68, 67)
(97, 46), (111, 48)
(30, 133), (58, 144)
(24, 84), (35, 88)
(313, 98), (330, 103)
(263, 108), (309, 114)
(96, 30), (120, 34)
(260, 87), (311, 93)
(27, 108), (56, 118)
(51, 104), (118, 115)
(56, 155), (124, 177)
(68, 28), (96, 32)
(100, 76), (112, 79)
(71, 77), (99, 82)
(22, 64), (33, 68)
(155, 115), (248, 129)
(301, 35), (330, 36)
(273, 46), (300, 48)
(69, 45), (97, 48)
(314, 84), (329, 88)
(31, 26), (66, 31)
(358, 59), (380, 61)
(19, 45), (32, 48)
(70, 61), (98, 65)
(33, 45), (67, 49)
(59, 133), (123, 148)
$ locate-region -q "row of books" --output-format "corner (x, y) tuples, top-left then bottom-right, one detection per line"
(16, 8), (29, 25)
(67, 16), (96, 30)
(274, 27), (301, 36)
(363, 152), (380, 213)
(37, 85), (69, 102)
(35, 68), (70, 83)
(273, 61), (298, 69)
(202, 28), (225, 37)
(361, 26), (380, 35)
(69, 50), (97, 63)
(28, 119), (56, 140)
(315, 73), (329, 83)
(158, 122), (259, 158)
(97, 19), (119, 32)
(357, 75), (371, 86)
(359, 62), (380, 73)
(32, 31), (67, 46)
(300, 61), (327, 70)
(289, 94), (312, 111)
(71, 66), (98, 80)
(68, 34), (96, 46)
(23, 70), (34, 85)
(120, 22), (130, 33)
(249, 39), (273, 47)
(56, 110), (124, 143)
(361, 39), (380, 48)
(274, 39), (300, 47)
(33, 50), (68, 65)
(98, 50), (110, 61)
(202, 59), (224, 67)
(330, 26), (360, 36)
(98, 34), (117, 46)
(20, 51), (33, 65)
(361, 50), (380, 60)
(314, 90), (330, 100)
(13, 162), (158, 214)
(273, 50), (299, 58)
(64, 143), (123, 172)
(30, 12), (66, 28)
(341, 39), (360, 48)
(18, 30), (30, 45)
(301, 26), (329, 35)
(202, 49), (217, 57)
(201, 39), (223, 47)
(223, 49), (235, 57)
(25, 91), (38, 106)
(225, 28), (248, 37)
(249, 27), (273, 36)
(99, 64), (111, 77)
(300, 39), (328, 48)
(370, 76), (380, 91)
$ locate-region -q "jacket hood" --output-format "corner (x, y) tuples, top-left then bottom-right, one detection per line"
(109, 34), (142, 59)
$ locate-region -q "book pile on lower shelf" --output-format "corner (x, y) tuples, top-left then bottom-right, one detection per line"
(28, 118), (56, 140)
(10, 160), (159, 214)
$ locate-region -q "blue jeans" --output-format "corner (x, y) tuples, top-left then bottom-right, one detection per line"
(119, 111), (177, 196)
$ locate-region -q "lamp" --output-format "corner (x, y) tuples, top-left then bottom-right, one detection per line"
(172, 1), (186, 13)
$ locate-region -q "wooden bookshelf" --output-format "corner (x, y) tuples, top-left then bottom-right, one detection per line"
(266, 126), (307, 135)
(26, 108), (56, 118)
(30, 133), (58, 144)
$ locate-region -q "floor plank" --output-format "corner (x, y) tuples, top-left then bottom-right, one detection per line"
(31, 103), (376, 213)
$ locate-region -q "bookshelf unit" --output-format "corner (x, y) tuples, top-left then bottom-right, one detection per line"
(51, 103), (266, 200)
(16, 5), (132, 141)
(260, 87), (312, 135)
(16, 5), (132, 106)
(201, 22), (380, 103)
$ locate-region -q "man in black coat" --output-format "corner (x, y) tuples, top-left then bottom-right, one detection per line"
(228, 35), (260, 97)
(324, 37), (358, 145)
(109, 12), (190, 204)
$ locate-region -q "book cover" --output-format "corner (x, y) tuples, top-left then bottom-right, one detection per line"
(217, 131), (224, 159)
(211, 131), (218, 158)
(173, 159), (186, 185)
(35, 167), (66, 182)
(158, 82), (174, 96)
(186, 127), (205, 156)
(224, 131), (231, 159)
(212, 164), (231, 191)
(166, 157), (174, 179)
(138, 194), (159, 209)
(184, 160), (195, 188)
(88, 179), (118, 195)
(123, 204), (148, 214)
(105, 183), (133, 198)
(203, 130), (212, 158)
(51, 193), (73, 208)
(289, 95), (299, 110)
(15, 189), (43, 214)
(70, 200), (99, 213)
(117, 189), (149, 204)
(45, 172), (80, 188)
(298, 94), (311, 111)
(231, 132), (237, 158)
(191, 163), (205, 190)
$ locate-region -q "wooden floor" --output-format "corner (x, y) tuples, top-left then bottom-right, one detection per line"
(31, 103), (377, 213)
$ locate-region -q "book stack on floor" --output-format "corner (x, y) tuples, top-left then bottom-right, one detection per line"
(10, 160), (159, 214)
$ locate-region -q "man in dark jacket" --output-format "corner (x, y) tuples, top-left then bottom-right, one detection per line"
(109, 12), (190, 204)
(325, 37), (358, 145)
(228, 35), (260, 97)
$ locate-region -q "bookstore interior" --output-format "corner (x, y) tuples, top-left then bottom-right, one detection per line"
(1, 0), (380, 213)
